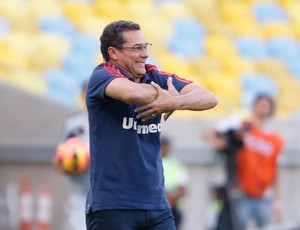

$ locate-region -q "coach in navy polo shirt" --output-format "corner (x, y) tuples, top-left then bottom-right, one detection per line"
(85, 20), (218, 230)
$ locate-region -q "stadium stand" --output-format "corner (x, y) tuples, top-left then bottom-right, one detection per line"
(0, 0), (299, 119)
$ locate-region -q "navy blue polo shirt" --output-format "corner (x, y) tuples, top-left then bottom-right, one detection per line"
(85, 62), (191, 213)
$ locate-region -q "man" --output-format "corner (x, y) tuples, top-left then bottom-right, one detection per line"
(203, 94), (284, 229)
(85, 20), (218, 230)
(161, 136), (189, 230)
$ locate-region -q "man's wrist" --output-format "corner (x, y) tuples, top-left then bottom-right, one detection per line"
(173, 94), (185, 111)
(150, 83), (159, 100)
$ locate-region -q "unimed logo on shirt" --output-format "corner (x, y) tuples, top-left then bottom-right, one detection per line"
(122, 117), (161, 134)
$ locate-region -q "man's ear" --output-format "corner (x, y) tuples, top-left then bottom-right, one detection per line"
(107, 47), (118, 61)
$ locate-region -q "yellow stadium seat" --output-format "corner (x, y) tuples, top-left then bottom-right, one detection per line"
(243, 0), (277, 4)
(218, 1), (253, 22)
(256, 59), (289, 79)
(124, 1), (157, 21)
(273, 74), (300, 117)
(203, 71), (241, 101)
(5, 69), (48, 95)
(29, 0), (63, 21)
(0, 0), (34, 31)
(278, 0), (299, 7)
(75, 15), (109, 36)
(155, 50), (203, 85)
(227, 18), (261, 36)
(217, 1), (263, 36)
(120, 0), (152, 3)
(139, 18), (173, 48)
(260, 22), (295, 38)
(185, 0), (217, 9)
(284, 2), (300, 22)
(158, 2), (193, 21)
(0, 32), (69, 71)
(0, 32), (35, 69)
(221, 55), (257, 76)
(204, 34), (237, 61)
(155, 50), (189, 73)
(291, 22), (300, 40)
(62, 1), (93, 24)
(284, 2), (300, 39)
(189, 57), (221, 75)
(187, 0), (222, 34)
(30, 34), (71, 70)
(93, 1), (127, 21)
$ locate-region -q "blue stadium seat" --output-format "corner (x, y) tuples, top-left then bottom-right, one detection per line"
(71, 33), (99, 56)
(235, 36), (267, 60)
(44, 68), (84, 106)
(252, 2), (288, 23)
(154, 0), (183, 5)
(60, 33), (99, 82)
(0, 17), (10, 35)
(46, 87), (77, 107)
(38, 15), (75, 37)
(44, 68), (79, 92)
(62, 51), (96, 82)
(285, 57), (300, 79)
(168, 18), (205, 59)
(266, 36), (300, 61)
(240, 73), (278, 109)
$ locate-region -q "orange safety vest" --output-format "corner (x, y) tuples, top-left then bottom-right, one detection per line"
(236, 122), (283, 198)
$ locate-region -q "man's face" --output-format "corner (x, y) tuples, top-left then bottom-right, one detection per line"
(113, 30), (150, 82)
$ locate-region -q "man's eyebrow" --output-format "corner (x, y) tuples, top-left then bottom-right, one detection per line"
(133, 42), (149, 46)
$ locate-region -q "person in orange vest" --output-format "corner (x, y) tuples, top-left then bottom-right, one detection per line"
(203, 94), (284, 230)
(161, 136), (189, 230)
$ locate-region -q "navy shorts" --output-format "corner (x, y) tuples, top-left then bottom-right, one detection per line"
(86, 209), (176, 230)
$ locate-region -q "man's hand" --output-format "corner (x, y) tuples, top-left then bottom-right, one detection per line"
(135, 77), (179, 121)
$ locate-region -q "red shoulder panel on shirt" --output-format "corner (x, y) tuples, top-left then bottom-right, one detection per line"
(103, 62), (125, 78)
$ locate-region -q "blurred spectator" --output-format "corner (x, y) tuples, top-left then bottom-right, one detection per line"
(53, 80), (89, 230)
(203, 94), (284, 230)
(161, 136), (189, 230)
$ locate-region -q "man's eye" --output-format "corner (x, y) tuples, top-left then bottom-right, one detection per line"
(134, 46), (143, 50)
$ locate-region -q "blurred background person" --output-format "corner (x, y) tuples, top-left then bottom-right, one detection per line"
(53, 80), (90, 230)
(161, 136), (189, 230)
(203, 94), (284, 230)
